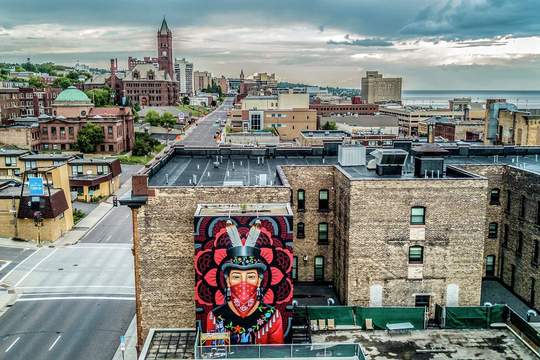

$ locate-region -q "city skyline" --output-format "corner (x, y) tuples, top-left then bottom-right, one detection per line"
(1, 0), (539, 90)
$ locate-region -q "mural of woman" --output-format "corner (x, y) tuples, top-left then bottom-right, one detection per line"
(205, 220), (284, 344)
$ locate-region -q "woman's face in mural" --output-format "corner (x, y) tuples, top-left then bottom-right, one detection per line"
(227, 269), (261, 287)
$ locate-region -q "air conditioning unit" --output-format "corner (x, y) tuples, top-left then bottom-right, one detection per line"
(338, 144), (366, 166)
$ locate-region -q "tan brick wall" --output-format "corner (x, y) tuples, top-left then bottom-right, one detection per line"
(136, 186), (290, 343)
(498, 167), (540, 307)
(280, 166), (335, 282)
(345, 178), (488, 313)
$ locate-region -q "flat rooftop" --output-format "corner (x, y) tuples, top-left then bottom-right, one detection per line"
(301, 130), (351, 138)
(312, 329), (537, 359)
(147, 154), (478, 187)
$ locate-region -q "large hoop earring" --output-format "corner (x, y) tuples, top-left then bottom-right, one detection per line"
(256, 287), (262, 300)
(226, 287), (231, 301)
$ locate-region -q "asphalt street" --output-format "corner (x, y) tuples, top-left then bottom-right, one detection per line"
(180, 97), (234, 146)
(0, 103), (226, 359)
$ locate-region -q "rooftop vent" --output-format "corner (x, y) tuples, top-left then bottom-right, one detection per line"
(412, 144), (449, 178)
(338, 144), (366, 166)
(370, 148), (408, 176)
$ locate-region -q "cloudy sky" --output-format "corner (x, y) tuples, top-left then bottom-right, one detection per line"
(1, 0), (539, 89)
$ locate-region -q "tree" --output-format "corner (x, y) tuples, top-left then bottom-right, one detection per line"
(28, 76), (45, 89)
(67, 71), (80, 81)
(133, 102), (141, 112)
(182, 96), (190, 105)
(160, 112), (176, 128)
(22, 62), (37, 72)
(76, 123), (104, 153)
(132, 132), (160, 156)
(322, 121), (337, 131)
(85, 88), (112, 107)
(15, 66), (24, 72)
(53, 77), (72, 89)
(145, 110), (161, 126)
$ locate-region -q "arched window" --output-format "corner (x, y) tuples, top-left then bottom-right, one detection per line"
(410, 207), (425, 225)
(297, 189), (305, 211)
(319, 189), (329, 211)
(297, 222), (305, 239)
(490, 188), (500, 205)
(133, 71), (139, 79)
(408, 246), (424, 264)
(147, 71), (155, 80)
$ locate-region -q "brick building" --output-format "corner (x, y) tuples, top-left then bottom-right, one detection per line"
(18, 87), (61, 117)
(119, 142), (540, 349)
(0, 88), (22, 124)
(38, 86), (135, 153)
(82, 19), (178, 107)
(309, 103), (379, 117)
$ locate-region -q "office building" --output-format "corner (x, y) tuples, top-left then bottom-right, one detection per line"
(361, 71), (402, 104)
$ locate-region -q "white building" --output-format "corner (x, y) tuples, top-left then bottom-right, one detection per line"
(174, 58), (194, 96)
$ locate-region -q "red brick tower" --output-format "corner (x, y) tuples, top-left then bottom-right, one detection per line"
(157, 18), (173, 79)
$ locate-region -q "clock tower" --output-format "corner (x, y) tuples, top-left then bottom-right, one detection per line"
(157, 17), (174, 79)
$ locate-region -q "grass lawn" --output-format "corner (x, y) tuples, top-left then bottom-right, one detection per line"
(177, 104), (210, 117)
(117, 143), (166, 165)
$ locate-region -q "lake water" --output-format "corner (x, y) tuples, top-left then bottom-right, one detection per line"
(402, 90), (540, 109)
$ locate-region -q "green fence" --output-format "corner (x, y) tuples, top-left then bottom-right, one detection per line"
(508, 308), (540, 349)
(445, 305), (507, 329)
(355, 307), (426, 330)
(308, 306), (356, 326)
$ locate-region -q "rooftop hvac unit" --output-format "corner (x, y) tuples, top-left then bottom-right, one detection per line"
(338, 144), (366, 166)
(370, 148), (408, 176)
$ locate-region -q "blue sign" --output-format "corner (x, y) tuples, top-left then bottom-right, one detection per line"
(28, 177), (44, 196)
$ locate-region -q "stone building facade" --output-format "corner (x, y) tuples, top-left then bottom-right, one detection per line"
(361, 71), (402, 104)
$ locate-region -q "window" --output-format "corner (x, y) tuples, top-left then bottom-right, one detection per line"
(510, 265), (516, 289)
(109, 145), (114, 152)
(319, 189), (329, 211)
(297, 222), (305, 239)
(25, 161), (37, 170)
(72, 165), (83, 176)
(408, 246), (424, 264)
(533, 240), (539, 266)
(503, 224), (509, 248)
(250, 113), (262, 130)
(314, 256), (325, 281)
(531, 278), (536, 307)
(292, 256), (298, 281)
(490, 188), (500, 205)
(506, 190), (511, 212)
(51, 127), (57, 137)
(415, 295), (430, 309)
(108, 126), (113, 136)
(520, 195), (527, 218)
(488, 223), (498, 239)
(486, 255), (496, 277)
(537, 201), (540, 226)
(5, 157), (17, 167)
(68, 127), (74, 137)
(517, 232), (523, 256)
(297, 189), (305, 211)
(60, 127), (65, 138)
(318, 223), (328, 244)
(410, 207), (425, 225)
(71, 186), (83, 195)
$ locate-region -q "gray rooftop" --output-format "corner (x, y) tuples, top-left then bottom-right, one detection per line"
(322, 115), (399, 128)
(148, 153), (481, 187)
(301, 130), (350, 138)
(20, 153), (75, 161)
(0, 149), (30, 156)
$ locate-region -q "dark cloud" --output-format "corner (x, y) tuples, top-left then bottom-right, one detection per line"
(327, 38), (393, 47)
(400, 0), (540, 39)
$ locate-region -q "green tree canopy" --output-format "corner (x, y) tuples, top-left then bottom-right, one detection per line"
(145, 110), (161, 126)
(182, 96), (190, 105)
(132, 132), (160, 156)
(160, 112), (176, 128)
(322, 121), (337, 131)
(76, 123), (104, 153)
(52, 77), (73, 89)
(28, 76), (46, 89)
(85, 88), (112, 107)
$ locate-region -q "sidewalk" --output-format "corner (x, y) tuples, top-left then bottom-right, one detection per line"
(112, 315), (138, 360)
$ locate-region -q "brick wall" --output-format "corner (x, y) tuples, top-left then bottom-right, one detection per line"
(345, 178), (488, 312)
(280, 166), (335, 282)
(135, 186), (290, 343)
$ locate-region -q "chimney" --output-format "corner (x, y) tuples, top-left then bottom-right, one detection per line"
(110, 59), (117, 102)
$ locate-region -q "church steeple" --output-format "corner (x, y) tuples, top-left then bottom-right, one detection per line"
(157, 18), (173, 79)
(159, 17), (171, 35)
(240, 69), (244, 81)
